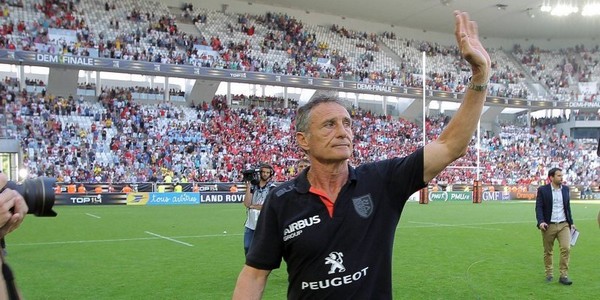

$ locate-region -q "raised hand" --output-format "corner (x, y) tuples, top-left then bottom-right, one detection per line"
(454, 10), (491, 83)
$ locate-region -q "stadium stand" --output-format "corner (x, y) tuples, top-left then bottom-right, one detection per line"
(0, 0), (598, 192)
(1, 0), (598, 102)
(3, 79), (597, 188)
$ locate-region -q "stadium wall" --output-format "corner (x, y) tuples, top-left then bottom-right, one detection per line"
(53, 188), (599, 206)
(54, 182), (599, 206)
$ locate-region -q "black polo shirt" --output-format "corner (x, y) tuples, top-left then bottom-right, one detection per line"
(246, 148), (426, 299)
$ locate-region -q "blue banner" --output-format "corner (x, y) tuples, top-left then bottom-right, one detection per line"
(146, 193), (200, 206)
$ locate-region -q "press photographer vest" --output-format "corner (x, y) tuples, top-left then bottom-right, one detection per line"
(245, 182), (274, 230)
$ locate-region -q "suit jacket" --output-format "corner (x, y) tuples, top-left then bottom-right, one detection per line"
(535, 184), (573, 227)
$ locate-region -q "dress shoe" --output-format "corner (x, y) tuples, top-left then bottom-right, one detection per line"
(559, 276), (573, 285)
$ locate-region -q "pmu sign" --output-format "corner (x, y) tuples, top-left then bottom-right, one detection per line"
(429, 191), (473, 201)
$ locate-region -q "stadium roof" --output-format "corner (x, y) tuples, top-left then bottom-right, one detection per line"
(254, 0), (600, 40)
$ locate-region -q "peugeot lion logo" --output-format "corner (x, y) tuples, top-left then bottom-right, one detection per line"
(325, 252), (346, 274)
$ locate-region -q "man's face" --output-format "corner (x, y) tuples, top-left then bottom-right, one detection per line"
(297, 162), (310, 173)
(551, 170), (563, 186)
(297, 102), (354, 163)
(260, 168), (272, 181)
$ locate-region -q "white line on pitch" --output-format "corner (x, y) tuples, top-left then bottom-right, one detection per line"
(144, 231), (194, 247)
(466, 259), (488, 276)
(407, 218), (597, 229)
(85, 213), (101, 219)
(407, 221), (501, 231)
(10, 233), (242, 247)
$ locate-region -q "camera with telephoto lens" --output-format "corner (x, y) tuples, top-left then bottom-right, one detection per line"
(242, 168), (261, 186)
(2, 177), (58, 217)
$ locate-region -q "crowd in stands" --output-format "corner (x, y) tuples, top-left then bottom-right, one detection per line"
(179, 3), (207, 24)
(3, 76), (19, 87)
(330, 24), (379, 52)
(0, 0), (598, 193)
(205, 94), (298, 110)
(513, 44), (600, 102)
(77, 82), (95, 90)
(481, 124), (597, 188)
(56, 82), (188, 99)
(1, 80), (597, 190)
(25, 78), (45, 87)
(0, 0), (597, 102)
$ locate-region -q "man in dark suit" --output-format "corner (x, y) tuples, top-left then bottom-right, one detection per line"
(596, 133), (599, 156)
(535, 167), (576, 285)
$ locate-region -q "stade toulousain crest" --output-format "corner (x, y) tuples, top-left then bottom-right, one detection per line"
(352, 194), (373, 218)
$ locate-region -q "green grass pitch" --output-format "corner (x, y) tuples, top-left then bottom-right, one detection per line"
(7, 201), (600, 299)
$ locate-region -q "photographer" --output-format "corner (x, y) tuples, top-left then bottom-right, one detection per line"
(296, 158), (310, 175)
(243, 164), (276, 255)
(0, 173), (28, 299)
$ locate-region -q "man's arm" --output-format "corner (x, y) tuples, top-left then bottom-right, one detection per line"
(423, 11), (491, 182)
(244, 183), (253, 208)
(232, 265), (271, 300)
(535, 187), (548, 230)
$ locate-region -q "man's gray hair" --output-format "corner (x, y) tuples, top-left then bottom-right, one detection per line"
(295, 96), (348, 133)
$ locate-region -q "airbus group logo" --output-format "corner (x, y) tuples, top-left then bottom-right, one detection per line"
(283, 215), (320, 241)
(325, 252), (346, 274)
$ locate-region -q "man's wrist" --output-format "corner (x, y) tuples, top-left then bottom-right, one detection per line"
(467, 81), (487, 92)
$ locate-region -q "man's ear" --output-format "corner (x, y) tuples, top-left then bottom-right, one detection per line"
(296, 132), (309, 153)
